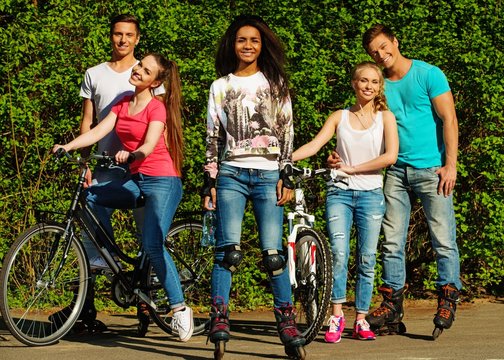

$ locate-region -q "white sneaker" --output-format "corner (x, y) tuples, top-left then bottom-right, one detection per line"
(170, 307), (194, 342)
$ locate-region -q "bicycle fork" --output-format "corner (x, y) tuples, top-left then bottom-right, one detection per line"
(287, 213), (317, 290)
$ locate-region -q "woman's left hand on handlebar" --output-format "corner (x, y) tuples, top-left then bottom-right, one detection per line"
(115, 150), (132, 164)
(52, 144), (68, 154)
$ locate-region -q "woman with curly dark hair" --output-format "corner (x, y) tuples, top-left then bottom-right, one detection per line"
(202, 15), (306, 359)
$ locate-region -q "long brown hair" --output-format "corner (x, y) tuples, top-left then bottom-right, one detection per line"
(351, 61), (388, 111)
(148, 53), (184, 176)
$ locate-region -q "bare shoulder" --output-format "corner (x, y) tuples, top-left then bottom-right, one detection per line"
(382, 110), (396, 122)
(327, 109), (344, 126)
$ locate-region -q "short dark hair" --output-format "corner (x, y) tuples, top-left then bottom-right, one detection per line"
(109, 14), (140, 36)
(362, 24), (395, 52)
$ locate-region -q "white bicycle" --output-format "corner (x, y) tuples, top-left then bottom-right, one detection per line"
(287, 167), (349, 344)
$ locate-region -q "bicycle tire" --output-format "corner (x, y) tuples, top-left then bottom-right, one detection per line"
(0, 223), (89, 346)
(292, 228), (332, 344)
(147, 220), (212, 336)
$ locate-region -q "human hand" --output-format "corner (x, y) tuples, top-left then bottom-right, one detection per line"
(435, 165), (457, 196)
(203, 189), (217, 211)
(115, 150), (132, 164)
(335, 163), (355, 175)
(84, 166), (93, 188)
(327, 150), (342, 168)
(276, 179), (294, 205)
(52, 144), (69, 154)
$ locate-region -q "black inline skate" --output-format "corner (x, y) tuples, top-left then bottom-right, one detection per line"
(274, 305), (306, 360)
(432, 283), (459, 340)
(366, 285), (406, 335)
(136, 301), (151, 337)
(208, 303), (230, 360)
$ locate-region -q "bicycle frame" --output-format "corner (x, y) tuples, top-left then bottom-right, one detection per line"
(287, 168), (317, 289)
(51, 152), (160, 309)
(286, 167), (349, 289)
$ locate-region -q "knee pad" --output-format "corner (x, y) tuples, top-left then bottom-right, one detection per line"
(216, 245), (243, 273)
(262, 249), (286, 276)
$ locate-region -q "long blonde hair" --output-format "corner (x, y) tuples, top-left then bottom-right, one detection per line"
(149, 53), (184, 176)
(351, 61), (388, 111)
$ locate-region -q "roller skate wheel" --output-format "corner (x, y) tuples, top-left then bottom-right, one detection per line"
(137, 319), (149, 337)
(398, 322), (407, 334)
(285, 344), (306, 360)
(432, 327), (443, 340)
(214, 340), (226, 360)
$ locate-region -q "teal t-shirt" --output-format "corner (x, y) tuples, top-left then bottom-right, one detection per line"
(385, 60), (451, 168)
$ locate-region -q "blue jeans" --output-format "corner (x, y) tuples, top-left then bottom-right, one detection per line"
(83, 166), (144, 260)
(85, 174), (185, 309)
(326, 187), (385, 314)
(381, 165), (461, 291)
(211, 164), (292, 308)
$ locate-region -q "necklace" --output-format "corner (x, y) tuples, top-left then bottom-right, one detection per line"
(351, 104), (376, 130)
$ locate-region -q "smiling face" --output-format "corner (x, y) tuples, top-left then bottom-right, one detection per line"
(129, 55), (161, 89)
(110, 21), (140, 59)
(366, 33), (400, 70)
(234, 25), (262, 69)
(352, 66), (382, 103)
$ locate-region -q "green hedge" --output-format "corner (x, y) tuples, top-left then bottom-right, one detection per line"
(1, 0), (502, 309)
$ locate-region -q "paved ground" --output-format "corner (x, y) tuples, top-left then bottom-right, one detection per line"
(1, 298), (503, 360)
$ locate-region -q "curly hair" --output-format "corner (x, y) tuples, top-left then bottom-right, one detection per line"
(215, 15), (289, 100)
(351, 61), (388, 111)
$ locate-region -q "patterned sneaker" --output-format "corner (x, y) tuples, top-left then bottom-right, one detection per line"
(170, 307), (194, 342)
(353, 319), (376, 340)
(324, 313), (345, 343)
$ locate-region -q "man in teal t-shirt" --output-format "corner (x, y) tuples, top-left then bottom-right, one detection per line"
(361, 24), (461, 339)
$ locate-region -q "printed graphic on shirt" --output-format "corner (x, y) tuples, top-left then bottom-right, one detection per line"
(205, 72), (293, 176)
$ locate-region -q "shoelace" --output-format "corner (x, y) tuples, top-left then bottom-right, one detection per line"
(438, 308), (452, 319)
(371, 305), (391, 317)
(356, 320), (371, 331)
(282, 325), (300, 338)
(172, 311), (187, 331)
(328, 317), (342, 332)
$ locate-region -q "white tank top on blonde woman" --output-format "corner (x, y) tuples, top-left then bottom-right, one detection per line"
(331, 109), (385, 191)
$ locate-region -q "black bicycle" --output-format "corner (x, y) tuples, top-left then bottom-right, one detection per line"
(0, 151), (211, 346)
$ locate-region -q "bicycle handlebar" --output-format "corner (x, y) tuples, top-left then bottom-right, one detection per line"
(292, 166), (350, 182)
(54, 149), (127, 173)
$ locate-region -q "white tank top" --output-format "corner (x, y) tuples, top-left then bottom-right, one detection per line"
(331, 109), (385, 190)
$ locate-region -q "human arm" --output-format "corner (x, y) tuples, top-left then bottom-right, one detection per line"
(52, 111), (117, 154)
(276, 95), (295, 205)
(202, 85), (220, 210)
(335, 111), (398, 174)
(292, 111), (340, 162)
(79, 98), (95, 186)
(114, 120), (165, 164)
(432, 91), (458, 196)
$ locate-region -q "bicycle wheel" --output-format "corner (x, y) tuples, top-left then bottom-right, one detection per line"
(147, 220), (212, 336)
(0, 223), (89, 346)
(292, 228), (332, 344)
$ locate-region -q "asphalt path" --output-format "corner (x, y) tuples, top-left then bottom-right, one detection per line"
(1, 299), (503, 360)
